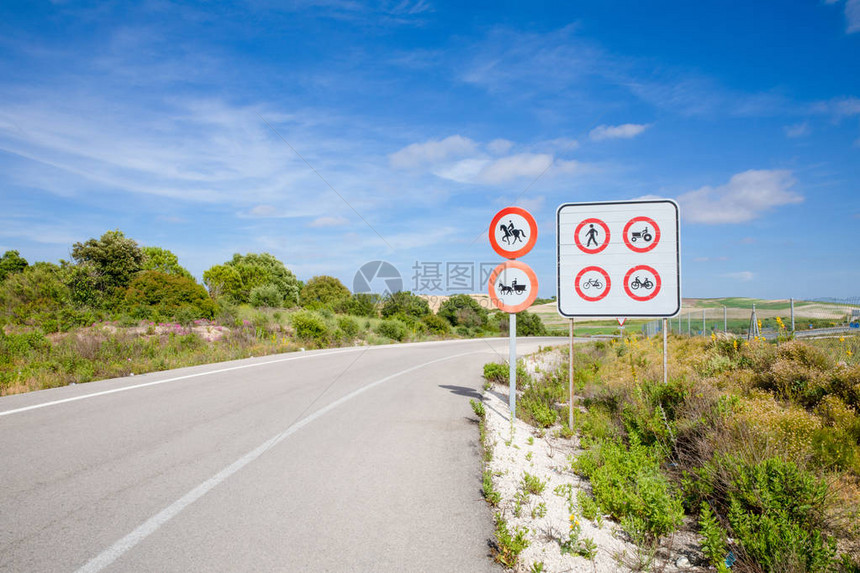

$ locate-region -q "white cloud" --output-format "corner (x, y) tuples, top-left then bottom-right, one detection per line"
(432, 158), (491, 183)
(487, 138), (514, 154)
(784, 122), (811, 138)
(829, 0), (860, 32)
(724, 271), (754, 282)
(391, 135), (586, 185)
(476, 153), (553, 184)
(589, 123), (651, 141)
(850, 0), (860, 32)
(677, 170), (803, 224)
(388, 135), (478, 169)
(308, 216), (350, 228)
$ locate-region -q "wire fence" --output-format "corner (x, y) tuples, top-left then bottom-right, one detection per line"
(642, 297), (860, 339)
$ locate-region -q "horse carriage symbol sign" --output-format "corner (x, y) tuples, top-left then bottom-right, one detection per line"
(488, 260), (539, 314)
(557, 199), (680, 318)
(489, 206), (538, 259)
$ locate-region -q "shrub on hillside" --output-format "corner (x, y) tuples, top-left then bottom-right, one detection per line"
(422, 313), (450, 335)
(300, 275), (351, 310)
(249, 284), (284, 308)
(375, 319), (408, 342)
(438, 294), (488, 328)
(380, 291), (430, 319)
(337, 316), (360, 338)
(124, 271), (216, 321)
(334, 293), (379, 317)
(290, 311), (331, 345)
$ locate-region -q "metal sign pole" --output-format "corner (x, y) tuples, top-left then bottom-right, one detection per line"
(663, 318), (669, 384)
(569, 317), (574, 430)
(509, 312), (517, 418)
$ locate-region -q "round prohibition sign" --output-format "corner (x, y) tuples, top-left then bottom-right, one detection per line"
(623, 216), (661, 253)
(489, 206), (538, 259)
(575, 266), (611, 302)
(624, 265), (662, 301)
(487, 260), (539, 313)
(574, 218), (610, 254)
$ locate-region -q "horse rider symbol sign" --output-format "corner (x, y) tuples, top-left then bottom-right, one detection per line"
(489, 206), (538, 259)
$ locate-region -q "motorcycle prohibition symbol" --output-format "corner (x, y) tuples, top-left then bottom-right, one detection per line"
(630, 226), (653, 243)
(630, 276), (654, 290)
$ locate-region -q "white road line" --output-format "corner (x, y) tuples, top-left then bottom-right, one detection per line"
(0, 337), (516, 419)
(75, 350), (483, 573)
(0, 348), (361, 418)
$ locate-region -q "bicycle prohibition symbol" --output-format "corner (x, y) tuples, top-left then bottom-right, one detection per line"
(582, 277), (603, 289)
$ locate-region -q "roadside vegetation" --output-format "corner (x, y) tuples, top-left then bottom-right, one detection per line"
(0, 230), (549, 396)
(482, 333), (860, 572)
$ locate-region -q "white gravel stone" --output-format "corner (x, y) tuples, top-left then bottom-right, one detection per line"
(481, 349), (706, 573)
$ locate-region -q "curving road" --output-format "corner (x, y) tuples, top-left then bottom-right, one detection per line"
(0, 337), (564, 572)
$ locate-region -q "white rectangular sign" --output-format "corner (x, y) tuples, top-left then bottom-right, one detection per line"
(557, 199), (681, 318)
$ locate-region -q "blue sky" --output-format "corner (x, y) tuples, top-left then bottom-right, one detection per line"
(0, 0), (858, 300)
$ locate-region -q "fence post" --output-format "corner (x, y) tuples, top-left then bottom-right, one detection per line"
(723, 305), (727, 333)
(790, 298), (795, 332)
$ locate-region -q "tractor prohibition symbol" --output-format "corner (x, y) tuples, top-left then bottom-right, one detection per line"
(630, 226), (653, 243)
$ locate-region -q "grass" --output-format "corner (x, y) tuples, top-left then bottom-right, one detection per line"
(0, 306), (475, 396)
(498, 332), (860, 572)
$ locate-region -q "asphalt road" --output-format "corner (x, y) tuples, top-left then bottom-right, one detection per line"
(0, 336), (564, 572)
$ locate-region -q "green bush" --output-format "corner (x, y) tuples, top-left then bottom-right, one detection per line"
(573, 437), (683, 541)
(335, 293), (379, 317)
(699, 502), (730, 573)
(725, 457), (836, 572)
(337, 316), (360, 338)
(290, 311), (330, 345)
(249, 284), (284, 308)
(499, 310), (548, 336)
(375, 319), (408, 342)
(380, 291), (430, 319)
(438, 294), (488, 328)
(300, 275), (350, 310)
(124, 271), (216, 320)
(422, 313), (450, 335)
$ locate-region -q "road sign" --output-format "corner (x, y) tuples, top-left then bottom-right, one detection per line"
(557, 199), (680, 318)
(617, 317), (627, 326)
(488, 260), (539, 313)
(489, 207), (538, 259)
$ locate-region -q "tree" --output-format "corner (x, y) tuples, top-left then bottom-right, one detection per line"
(140, 246), (193, 279)
(498, 310), (547, 336)
(71, 230), (144, 292)
(124, 271), (216, 320)
(203, 264), (242, 301)
(0, 250), (28, 282)
(438, 294), (488, 327)
(380, 291), (431, 319)
(0, 263), (72, 331)
(203, 253), (301, 306)
(300, 276), (351, 310)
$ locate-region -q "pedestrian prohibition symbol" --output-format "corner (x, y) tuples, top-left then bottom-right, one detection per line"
(557, 199), (680, 318)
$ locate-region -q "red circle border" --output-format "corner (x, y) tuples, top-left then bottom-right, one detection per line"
(487, 260), (539, 313)
(622, 216), (661, 253)
(489, 207), (538, 259)
(623, 265), (662, 301)
(574, 218), (611, 254)
(574, 266), (611, 302)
